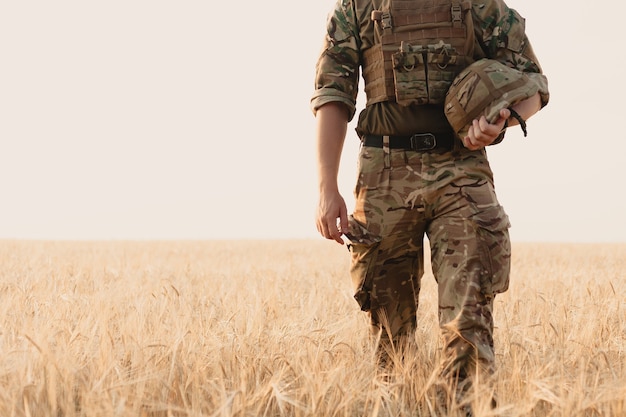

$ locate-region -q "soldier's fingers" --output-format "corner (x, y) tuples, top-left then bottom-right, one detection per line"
(473, 118), (492, 142)
(477, 116), (501, 137)
(327, 221), (343, 244)
(477, 116), (490, 134)
(317, 214), (341, 244)
(462, 134), (476, 150)
(324, 224), (343, 243)
(464, 123), (483, 150)
(316, 215), (328, 237)
(322, 218), (333, 239)
(338, 206), (349, 235)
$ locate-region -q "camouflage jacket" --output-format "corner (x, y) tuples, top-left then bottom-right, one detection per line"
(311, 0), (550, 136)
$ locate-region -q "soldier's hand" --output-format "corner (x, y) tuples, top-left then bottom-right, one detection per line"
(316, 189), (348, 245)
(462, 108), (510, 150)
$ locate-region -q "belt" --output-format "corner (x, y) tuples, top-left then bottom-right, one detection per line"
(362, 132), (456, 151)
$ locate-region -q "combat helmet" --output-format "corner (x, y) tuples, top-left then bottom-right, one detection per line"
(444, 59), (538, 139)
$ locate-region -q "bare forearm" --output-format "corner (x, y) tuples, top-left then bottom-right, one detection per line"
(508, 92), (542, 127)
(316, 102), (349, 192)
(315, 102), (350, 243)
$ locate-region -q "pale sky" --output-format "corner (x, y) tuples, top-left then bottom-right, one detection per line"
(1, 1), (624, 242)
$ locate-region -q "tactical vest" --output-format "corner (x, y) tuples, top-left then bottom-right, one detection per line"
(362, 0), (475, 106)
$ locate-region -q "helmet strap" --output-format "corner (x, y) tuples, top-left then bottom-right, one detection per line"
(509, 108), (527, 137)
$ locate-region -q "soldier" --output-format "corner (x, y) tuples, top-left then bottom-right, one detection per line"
(311, 0), (549, 412)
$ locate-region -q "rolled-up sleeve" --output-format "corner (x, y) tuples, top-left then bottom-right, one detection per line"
(474, 1), (550, 108)
(310, 0), (361, 121)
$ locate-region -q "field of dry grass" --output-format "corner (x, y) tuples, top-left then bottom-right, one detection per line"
(0, 240), (624, 416)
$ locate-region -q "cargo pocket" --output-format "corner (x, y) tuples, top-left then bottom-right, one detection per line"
(392, 42), (461, 105)
(472, 205), (511, 296)
(344, 217), (382, 312)
(392, 49), (429, 106)
(424, 50), (461, 104)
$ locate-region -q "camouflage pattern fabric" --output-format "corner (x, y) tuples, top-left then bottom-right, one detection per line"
(311, 0), (549, 131)
(344, 143), (511, 394)
(445, 58), (540, 139)
(311, 0), (549, 411)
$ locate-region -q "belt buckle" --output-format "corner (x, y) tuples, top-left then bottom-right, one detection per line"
(409, 133), (436, 151)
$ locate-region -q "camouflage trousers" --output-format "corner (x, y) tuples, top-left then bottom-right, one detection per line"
(345, 141), (511, 396)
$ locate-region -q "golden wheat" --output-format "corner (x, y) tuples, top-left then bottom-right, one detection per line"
(0, 240), (624, 416)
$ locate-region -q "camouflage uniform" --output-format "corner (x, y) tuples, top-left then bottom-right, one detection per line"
(311, 0), (549, 406)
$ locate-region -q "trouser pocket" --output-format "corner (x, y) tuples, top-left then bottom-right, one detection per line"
(345, 217), (381, 312)
(472, 205), (511, 295)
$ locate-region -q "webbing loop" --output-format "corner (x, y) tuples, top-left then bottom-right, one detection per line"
(451, 4), (462, 27)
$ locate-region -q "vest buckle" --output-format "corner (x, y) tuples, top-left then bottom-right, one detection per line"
(451, 4), (462, 26)
(371, 10), (393, 29)
(380, 12), (392, 29)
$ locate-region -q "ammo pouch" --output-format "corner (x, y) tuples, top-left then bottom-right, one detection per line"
(362, 0), (474, 106)
(392, 41), (460, 106)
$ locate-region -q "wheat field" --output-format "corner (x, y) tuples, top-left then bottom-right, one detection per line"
(0, 240), (624, 416)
